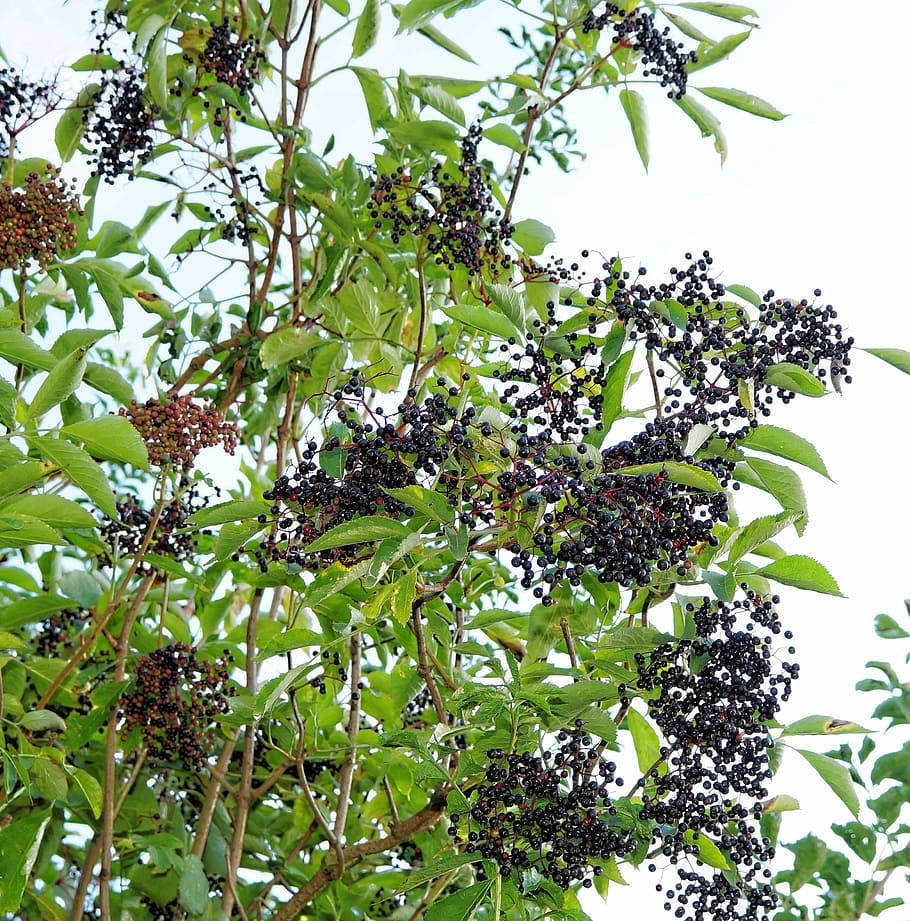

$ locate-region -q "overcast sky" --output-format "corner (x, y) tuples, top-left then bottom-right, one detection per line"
(4, 0), (910, 917)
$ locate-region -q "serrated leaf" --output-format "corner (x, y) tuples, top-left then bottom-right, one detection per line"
(178, 854), (208, 915)
(32, 436), (117, 518)
(396, 852), (478, 892)
(352, 0), (381, 57)
(483, 123), (525, 153)
(782, 716), (869, 737)
(511, 219), (555, 256)
(601, 349), (635, 436)
(20, 710), (67, 733)
(383, 486), (453, 522)
(680, 2), (758, 21)
(62, 416), (149, 469)
(627, 707), (661, 773)
(0, 494), (96, 529)
(685, 830), (729, 869)
(413, 84), (466, 125)
(616, 461), (723, 492)
(762, 361), (825, 396)
(26, 348), (87, 421)
(755, 555), (842, 596)
(352, 67), (391, 131)
(260, 327), (322, 369)
(742, 457), (808, 534)
(863, 347), (910, 376)
(697, 86), (786, 120)
(727, 512), (797, 565)
(213, 521), (263, 561)
(190, 499), (269, 528)
(416, 24), (476, 62)
(0, 809), (51, 912)
(487, 284), (524, 330)
(796, 749), (859, 817)
(741, 425), (830, 478)
(306, 516), (410, 551)
(55, 83), (99, 161)
(442, 302), (521, 341)
(69, 767), (102, 818)
(425, 880), (491, 921)
(687, 30), (750, 72)
(674, 94), (727, 162)
(619, 88), (649, 170)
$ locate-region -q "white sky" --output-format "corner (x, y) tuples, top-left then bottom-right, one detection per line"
(4, 0), (910, 917)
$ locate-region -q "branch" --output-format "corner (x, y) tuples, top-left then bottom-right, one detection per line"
(332, 632), (363, 852)
(270, 791), (448, 921)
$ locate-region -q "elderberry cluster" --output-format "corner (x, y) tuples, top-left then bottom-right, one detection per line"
(98, 489), (210, 571)
(633, 593), (797, 920)
(0, 167), (80, 269)
(120, 643), (235, 770)
(610, 252), (853, 441)
(196, 19), (262, 94)
(0, 67), (59, 156)
(33, 607), (88, 657)
(452, 724), (633, 889)
(121, 396), (238, 470)
(581, 5), (696, 98)
(370, 124), (513, 276)
(82, 66), (158, 182)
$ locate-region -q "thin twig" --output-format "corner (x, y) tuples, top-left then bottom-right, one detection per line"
(332, 632), (363, 856)
(560, 617), (580, 669)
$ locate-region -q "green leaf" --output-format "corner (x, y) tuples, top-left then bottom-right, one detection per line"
(26, 347), (88, 422)
(0, 809), (51, 912)
(762, 361), (825, 396)
(663, 11), (714, 43)
(424, 880), (491, 921)
(61, 416), (149, 469)
(755, 555), (842, 596)
(397, 0), (459, 33)
(741, 425), (830, 479)
(782, 715), (869, 737)
(190, 499), (270, 528)
(179, 854), (209, 915)
(727, 512), (797, 565)
(213, 521), (264, 561)
(352, 67), (390, 131)
(69, 767), (102, 818)
(383, 486), (453, 522)
(627, 707), (661, 773)
(397, 852), (478, 892)
(0, 515), (64, 549)
(20, 710), (67, 733)
(352, 0), (381, 57)
(687, 31), (750, 72)
(147, 26), (168, 109)
(32, 436), (117, 518)
(796, 749), (860, 817)
(674, 94), (727, 162)
(680, 2), (758, 21)
(0, 494), (96, 529)
(388, 119), (459, 150)
(0, 594), (73, 629)
(483, 123), (525, 153)
(616, 461), (723, 493)
(742, 457), (808, 534)
(415, 24), (476, 62)
(487, 284), (525, 331)
(863, 347), (910, 376)
(260, 327), (322, 370)
(84, 363), (135, 405)
(31, 756), (68, 800)
(697, 86), (786, 120)
(600, 349), (635, 436)
(413, 84), (466, 126)
(55, 83), (99, 161)
(70, 53), (120, 71)
(874, 613), (909, 640)
(441, 303), (522, 342)
(0, 460), (45, 500)
(306, 516), (410, 551)
(512, 219), (555, 256)
(684, 830), (729, 869)
(619, 88), (649, 170)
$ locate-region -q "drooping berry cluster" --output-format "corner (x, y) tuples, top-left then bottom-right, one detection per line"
(370, 124), (513, 276)
(452, 724), (633, 889)
(197, 19), (262, 93)
(82, 66), (158, 182)
(581, 5), (696, 98)
(0, 67), (60, 156)
(121, 396), (238, 470)
(120, 643), (235, 770)
(99, 489), (210, 570)
(0, 167), (80, 268)
(634, 593), (797, 920)
(34, 607), (88, 657)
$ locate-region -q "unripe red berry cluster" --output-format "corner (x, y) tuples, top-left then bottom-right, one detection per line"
(121, 396), (238, 470)
(0, 167), (80, 269)
(120, 643), (235, 770)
